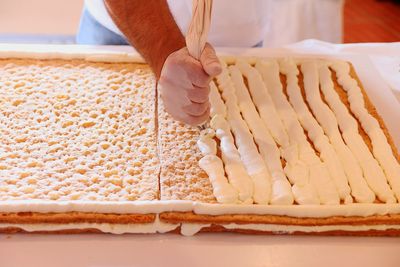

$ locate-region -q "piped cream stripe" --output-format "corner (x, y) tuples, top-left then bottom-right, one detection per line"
(319, 62), (395, 203)
(197, 127), (239, 204)
(209, 82), (254, 203)
(257, 60), (340, 205)
(299, 61), (353, 203)
(317, 63), (375, 203)
(230, 62), (294, 205)
(216, 63), (272, 204)
(330, 61), (400, 203)
(253, 60), (320, 205)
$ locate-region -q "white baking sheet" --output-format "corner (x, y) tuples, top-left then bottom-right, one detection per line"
(0, 44), (399, 267)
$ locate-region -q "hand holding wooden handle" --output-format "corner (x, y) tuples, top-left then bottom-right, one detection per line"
(185, 0), (213, 60)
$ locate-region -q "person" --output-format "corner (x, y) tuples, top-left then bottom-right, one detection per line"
(77, 0), (344, 125)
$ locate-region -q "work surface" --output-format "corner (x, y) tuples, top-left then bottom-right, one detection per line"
(1, 233), (400, 267)
(1, 42), (400, 267)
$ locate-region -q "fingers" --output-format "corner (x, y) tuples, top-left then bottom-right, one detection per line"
(183, 58), (210, 87)
(187, 85), (209, 103)
(183, 101), (210, 116)
(200, 43), (222, 76)
(182, 105), (210, 126)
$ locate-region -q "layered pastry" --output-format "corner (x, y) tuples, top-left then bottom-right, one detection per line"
(1, 51), (399, 236)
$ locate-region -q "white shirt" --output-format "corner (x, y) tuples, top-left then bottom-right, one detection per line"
(85, 0), (344, 48)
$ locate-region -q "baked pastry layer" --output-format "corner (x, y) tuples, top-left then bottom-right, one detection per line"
(1, 53), (399, 236)
(0, 58), (159, 224)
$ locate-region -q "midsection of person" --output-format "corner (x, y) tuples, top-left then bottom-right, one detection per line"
(84, 0), (270, 47)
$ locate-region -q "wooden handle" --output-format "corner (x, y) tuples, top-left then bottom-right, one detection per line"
(185, 0), (213, 60)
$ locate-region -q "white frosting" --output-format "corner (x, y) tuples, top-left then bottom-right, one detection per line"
(318, 61), (396, 203)
(2, 221), (399, 236)
(330, 61), (400, 203)
(255, 60), (320, 205)
(180, 223), (211, 236)
(197, 129), (217, 156)
(199, 155), (239, 204)
(233, 62), (293, 205)
(209, 82), (227, 118)
(0, 215), (178, 234)
(318, 63), (375, 203)
(217, 63), (272, 204)
(2, 200), (400, 218)
(300, 61), (352, 203)
(210, 78), (255, 204)
(278, 59), (341, 205)
(221, 222), (400, 233)
(197, 121), (238, 204)
(210, 115), (254, 203)
(0, 46), (145, 63)
(242, 62), (319, 204)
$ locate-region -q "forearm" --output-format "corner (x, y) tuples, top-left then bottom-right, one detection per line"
(104, 0), (185, 78)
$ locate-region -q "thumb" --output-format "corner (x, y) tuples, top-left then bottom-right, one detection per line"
(200, 43), (222, 77)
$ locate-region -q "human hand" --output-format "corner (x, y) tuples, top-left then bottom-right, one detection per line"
(159, 43), (222, 126)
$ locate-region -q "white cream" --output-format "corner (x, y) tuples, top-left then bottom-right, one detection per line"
(300, 61), (352, 203)
(255, 60), (320, 205)
(233, 61), (293, 205)
(320, 61), (395, 203)
(0, 215), (178, 234)
(216, 64), (272, 204)
(330, 61), (400, 203)
(2, 200), (400, 218)
(279, 58), (340, 205)
(197, 129), (217, 156)
(180, 223), (211, 236)
(196, 115), (238, 204)
(242, 59), (319, 204)
(210, 118), (254, 203)
(2, 221), (399, 236)
(209, 81), (227, 118)
(199, 155), (239, 204)
(221, 222), (400, 234)
(317, 63), (375, 203)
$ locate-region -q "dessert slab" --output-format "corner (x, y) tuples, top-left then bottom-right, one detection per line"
(0, 44), (399, 236)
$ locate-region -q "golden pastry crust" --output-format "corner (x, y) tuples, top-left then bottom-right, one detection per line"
(0, 212), (155, 224)
(1, 58), (399, 235)
(158, 60), (400, 232)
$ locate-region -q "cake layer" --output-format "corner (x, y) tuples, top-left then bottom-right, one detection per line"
(1, 52), (399, 236)
(158, 95), (216, 203)
(0, 58), (159, 224)
(159, 57), (400, 231)
(1, 222), (400, 236)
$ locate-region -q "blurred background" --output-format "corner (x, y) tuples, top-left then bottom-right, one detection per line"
(0, 0), (398, 44)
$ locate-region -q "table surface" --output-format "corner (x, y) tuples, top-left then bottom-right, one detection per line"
(1, 233), (400, 267)
(0, 43), (399, 267)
